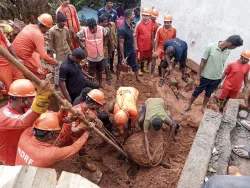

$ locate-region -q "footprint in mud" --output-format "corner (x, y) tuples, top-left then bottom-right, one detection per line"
(127, 164), (140, 179)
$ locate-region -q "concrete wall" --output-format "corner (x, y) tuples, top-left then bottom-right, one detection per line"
(141, 0), (250, 65)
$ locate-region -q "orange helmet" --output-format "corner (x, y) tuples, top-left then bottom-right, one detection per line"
(164, 14), (173, 22)
(114, 110), (128, 125)
(151, 9), (159, 18)
(141, 8), (151, 16)
(37, 13), (53, 28)
(8, 79), (36, 97)
(241, 50), (250, 59)
(87, 89), (105, 105)
(33, 113), (60, 131)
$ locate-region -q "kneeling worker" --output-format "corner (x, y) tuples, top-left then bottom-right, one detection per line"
(15, 113), (94, 168)
(54, 89), (105, 172)
(138, 98), (179, 161)
(110, 87), (139, 135)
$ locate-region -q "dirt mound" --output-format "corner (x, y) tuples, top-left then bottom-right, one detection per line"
(124, 130), (164, 167)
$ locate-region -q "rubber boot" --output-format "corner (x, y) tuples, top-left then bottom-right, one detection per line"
(158, 65), (162, 77)
(80, 155), (97, 172)
(143, 66), (150, 73)
(141, 61), (149, 73)
(138, 62), (143, 76)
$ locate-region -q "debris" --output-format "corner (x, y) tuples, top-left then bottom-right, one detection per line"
(159, 162), (172, 169)
(239, 110), (248, 119)
(168, 77), (177, 86)
(186, 59), (199, 73)
(204, 177), (209, 182)
(207, 164), (216, 173)
(212, 147), (218, 156)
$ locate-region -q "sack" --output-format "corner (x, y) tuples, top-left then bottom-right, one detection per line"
(123, 130), (165, 167)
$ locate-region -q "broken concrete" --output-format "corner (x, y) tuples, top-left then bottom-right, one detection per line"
(238, 110), (248, 119)
(168, 77), (177, 86)
(209, 99), (240, 177)
(177, 110), (222, 188)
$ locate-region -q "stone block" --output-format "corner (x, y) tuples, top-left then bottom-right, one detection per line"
(186, 59), (199, 73)
(168, 77), (177, 86)
(177, 110), (222, 188)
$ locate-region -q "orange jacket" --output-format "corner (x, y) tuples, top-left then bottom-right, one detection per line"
(155, 26), (176, 51)
(56, 5), (81, 34)
(12, 24), (56, 65)
(85, 26), (104, 58)
(0, 30), (10, 66)
(0, 103), (40, 165)
(15, 127), (88, 168)
(114, 87), (139, 120)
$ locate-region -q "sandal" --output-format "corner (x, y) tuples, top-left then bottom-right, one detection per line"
(158, 78), (164, 87)
(233, 145), (250, 158)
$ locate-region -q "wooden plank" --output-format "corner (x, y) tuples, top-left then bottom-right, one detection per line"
(57, 171), (99, 188)
(15, 166), (57, 188)
(0, 165), (22, 188)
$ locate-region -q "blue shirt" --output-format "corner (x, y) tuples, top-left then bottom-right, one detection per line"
(117, 21), (134, 57)
(132, 17), (140, 28)
(164, 38), (188, 62)
(98, 7), (117, 22)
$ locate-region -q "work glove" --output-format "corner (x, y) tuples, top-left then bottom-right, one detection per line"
(31, 79), (53, 114)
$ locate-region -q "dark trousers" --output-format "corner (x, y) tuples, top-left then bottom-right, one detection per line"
(109, 51), (115, 71)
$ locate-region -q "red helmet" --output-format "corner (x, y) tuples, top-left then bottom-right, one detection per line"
(33, 113), (60, 131)
(37, 13), (53, 28)
(8, 79), (36, 97)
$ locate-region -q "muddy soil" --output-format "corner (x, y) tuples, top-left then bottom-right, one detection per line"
(0, 62), (218, 187)
(53, 63), (215, 188)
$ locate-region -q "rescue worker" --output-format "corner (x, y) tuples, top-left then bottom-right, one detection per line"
(99, 15), (112, 85)
(182, 35), (243, 113)
(217, 50), (250, 112)
(132, 7), (140, 28)
(117, 9), (140, 85)
(54, 89), (104, 171)
(137, 98), (178, 161)
(12, 13), (56, 79)
(0, 29), (24, 96)
(149, 9), (159, 39)
(0, 79), (53, 165)
(134, 8), (154, 76)
(75, 18), (109, 88)
(158, 38), (188, 87)
(109, 87), (139, 135)
(56, 0), (81, 48)
(15, 113), (94, 168)
(48, 12), (73, 90)
(152, 14), (176, 78)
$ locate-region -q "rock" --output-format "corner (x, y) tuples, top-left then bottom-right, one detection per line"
(239, 110), (248, 118)
(90, 169), (103, 184)
(168, 77), (177, 86)
(227, 166), (241, 176)
(176, 92), (187, 100)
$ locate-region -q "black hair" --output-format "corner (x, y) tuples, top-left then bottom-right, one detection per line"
(86, 18), (97, 28)
(165, 46), (176, 54)
(103, 12), (112, 20)
(152, 117), (163, 131)
(226, 35), (243, 47)
(33, 128), (50, 139)
(80, 87), (92, 102)
(106, 0), (114, 2)
(37, 20), (46, 28)
(124, 9), (134, 19)
(99, 15), (108, 23)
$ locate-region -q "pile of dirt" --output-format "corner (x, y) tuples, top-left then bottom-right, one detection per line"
(53, 63), (213, 187)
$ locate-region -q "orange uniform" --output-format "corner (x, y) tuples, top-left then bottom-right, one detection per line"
(55, 103), (96, 151)
(149, 19), (158, 37)
(155, 26), (176, 60)
(57, 5), (81, 48)
(15, 127), (88, 167)
(12, 24), (56, 79)
(0, 104), (40, 165)
(135, 20), (153, 61)
(0, 30), (24, 94)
